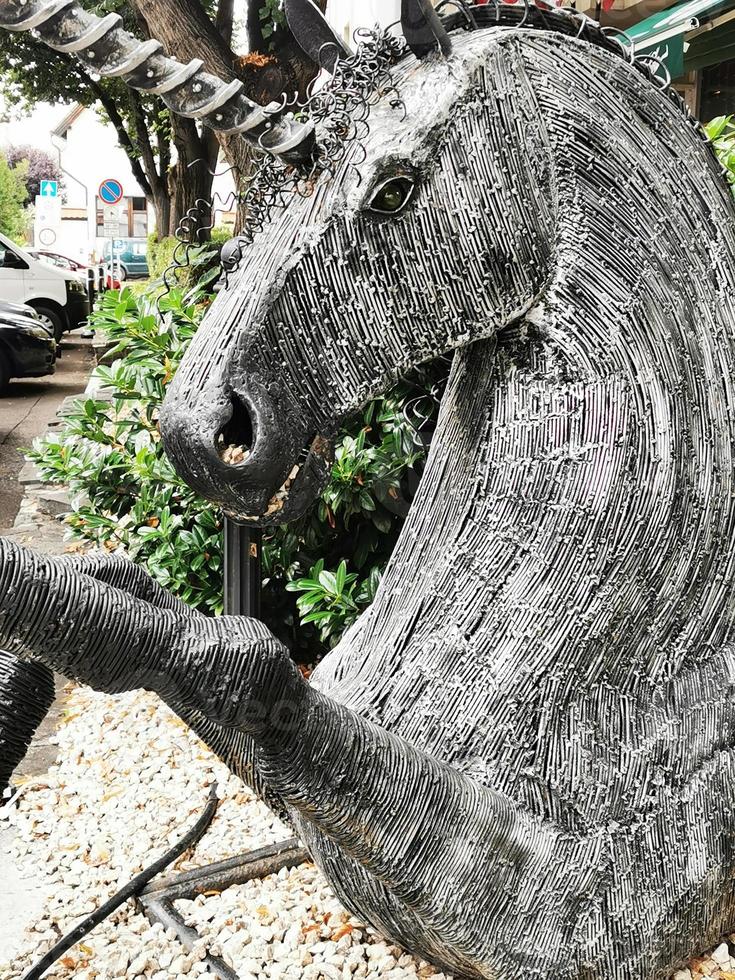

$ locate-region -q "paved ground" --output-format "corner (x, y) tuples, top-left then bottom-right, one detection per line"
(0, 334), (94, 534)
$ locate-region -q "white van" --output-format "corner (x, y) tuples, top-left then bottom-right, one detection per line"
(0, 231), (90, 342)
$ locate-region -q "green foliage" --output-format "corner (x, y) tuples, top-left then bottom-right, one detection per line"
(706, 116), (735, 192)
(30, 279), (445, 656)
(0, 153), (28, 241)
(30, 286), (224, 611)
(147, 234), (178, 281)
(259, 0), (287, 44)
(287, 560), (382, 647)
(147, 228), (233, 291)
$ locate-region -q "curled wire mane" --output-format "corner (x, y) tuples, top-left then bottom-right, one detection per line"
(158, 161), (241, 309)
(218, 26), (406, 288)
(167, 2), (714, 294)
(161, 27), (404, 294)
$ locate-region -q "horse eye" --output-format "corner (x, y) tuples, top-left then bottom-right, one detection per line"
(368, 176), (416, 215)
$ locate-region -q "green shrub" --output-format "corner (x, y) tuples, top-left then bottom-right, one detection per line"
(147, 227), (231, 292)
(147, 232), (177, 280)
(706, 115), (735, 192)
(30, 286), (224, 610)
(30, 279), (445, 658)
(0, 153), (28, 241)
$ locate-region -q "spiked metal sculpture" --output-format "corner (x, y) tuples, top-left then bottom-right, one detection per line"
(2, 1), (735, 977)
(0, 0), (314, 160)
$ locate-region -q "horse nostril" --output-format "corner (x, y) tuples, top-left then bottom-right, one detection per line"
(216, 393), (255, 466)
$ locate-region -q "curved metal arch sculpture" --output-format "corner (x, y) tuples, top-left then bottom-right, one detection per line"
(2, 2), (735, 977)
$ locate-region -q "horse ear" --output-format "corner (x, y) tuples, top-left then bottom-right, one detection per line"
(284, 0), (353, 73)
(401, 0), (453, 59)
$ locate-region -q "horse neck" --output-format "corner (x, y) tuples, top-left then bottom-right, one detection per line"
(368, 102), (735, 687)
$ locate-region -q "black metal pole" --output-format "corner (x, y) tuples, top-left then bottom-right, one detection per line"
(224, 518), (262, 618)
(86, 266), (96, 310)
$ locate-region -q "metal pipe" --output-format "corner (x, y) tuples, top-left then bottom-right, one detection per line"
(20, 783), (220, 980)
(224, 518), (262, 619)
(138, 838), (307, 980)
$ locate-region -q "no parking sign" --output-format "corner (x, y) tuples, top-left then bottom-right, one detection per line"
(98, 178), (124, 205)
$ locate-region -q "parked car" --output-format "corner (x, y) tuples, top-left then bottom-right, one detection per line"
(101, 238), (149, 280)
(0, 232), (90, 342)
(26, 248), (88, 274)
(0, 300), (56, 393)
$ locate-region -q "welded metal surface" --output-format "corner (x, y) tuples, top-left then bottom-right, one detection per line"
(2, 3), (735, 978)
(0, 0), (314, 160)
(0, 651), (54, 794)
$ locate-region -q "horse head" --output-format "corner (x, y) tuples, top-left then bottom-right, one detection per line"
(159, 5), (561, 524)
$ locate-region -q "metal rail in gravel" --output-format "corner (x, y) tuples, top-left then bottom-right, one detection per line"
(138, 839), (309, 980)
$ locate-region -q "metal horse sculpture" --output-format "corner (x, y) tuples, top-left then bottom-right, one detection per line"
(1, 0), (735, 976)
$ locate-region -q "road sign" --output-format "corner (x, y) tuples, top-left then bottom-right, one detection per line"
(39, 179), (58, 198)
(99, 178), (124, 205)
(103, 204), (121, 238)
(34, 193), (61, 249)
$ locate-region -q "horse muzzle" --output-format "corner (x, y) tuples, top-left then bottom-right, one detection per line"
(160, 375), (334, 526)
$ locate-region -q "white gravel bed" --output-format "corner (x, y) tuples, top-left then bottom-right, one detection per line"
(0, 687), (449, 980)
(3, 685), (735, 980)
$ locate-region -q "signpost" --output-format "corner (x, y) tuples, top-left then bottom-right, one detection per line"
(39, 179), (58, 199)
(34, 179), (61, 249)
(98, 178), (124, 206)
(99, 179), (125, 284)
(102, 206), (121, 238)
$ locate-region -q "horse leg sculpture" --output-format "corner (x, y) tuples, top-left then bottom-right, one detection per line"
(0, 536), (594, 978)
(0, 652), (54, 793)
(0, 552), (204, 794)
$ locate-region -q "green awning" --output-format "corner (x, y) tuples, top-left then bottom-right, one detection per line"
(624, 0), (735, 78)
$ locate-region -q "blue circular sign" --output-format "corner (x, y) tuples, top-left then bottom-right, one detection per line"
(99, 179), (124, 205)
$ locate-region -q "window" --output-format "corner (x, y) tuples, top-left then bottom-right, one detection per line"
(0, 247), (28, 270)
(133, 210), (148, 238)
(700, 60), (735, 121)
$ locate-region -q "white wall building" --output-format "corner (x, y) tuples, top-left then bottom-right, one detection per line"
(50, 105), (153, 264)
(327, 0), (401, 41)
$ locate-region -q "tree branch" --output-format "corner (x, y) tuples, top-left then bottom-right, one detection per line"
(130, 90), (165, 194)
(216, 0), (236, 49)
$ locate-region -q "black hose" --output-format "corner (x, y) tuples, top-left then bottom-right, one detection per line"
(20, 782), (220, 980)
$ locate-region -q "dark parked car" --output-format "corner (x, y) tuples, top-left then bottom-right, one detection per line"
(0, 301), (56, 393)
(102, 238), (149, 280)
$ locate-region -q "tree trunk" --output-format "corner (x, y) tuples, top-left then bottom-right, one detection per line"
(152, 187), (172, 240)
(128, 0), (324, 190)
(130, 0), (237, 82)
(168, 117), (217, 240)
